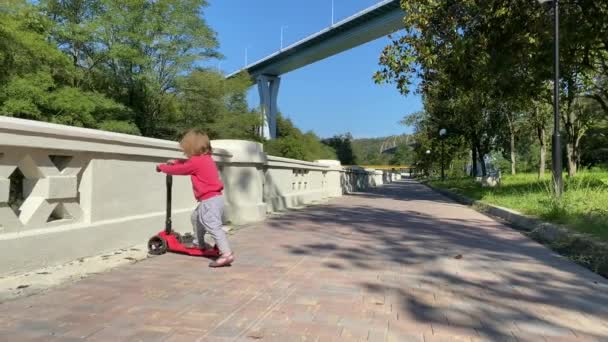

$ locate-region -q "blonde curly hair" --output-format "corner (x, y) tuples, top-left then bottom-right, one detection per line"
(179, 129), (212, 157)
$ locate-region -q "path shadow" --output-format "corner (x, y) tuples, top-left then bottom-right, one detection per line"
(267, 180), (608, 339)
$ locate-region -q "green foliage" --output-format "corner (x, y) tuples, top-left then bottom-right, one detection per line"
(580, 120), (608, 168)
(276, 115), (302, 139)
(0, 0), (267, 141)
(175, 70), (259, 141)
(322, 134), (356, 165)
(264, 135), (337, 162)
(264, 114), (337, 161)
(389, 143), (414, 166)
(39, 0), (221, 137)
(350, 135), (413, 165)
(304, 132), (337, 161)
(429, 172), (608, 242)
(0, 0), (136, 132)
(98, 120), (141, 135)
(376, 0), (608, 179)
(265, 136), (307, 161)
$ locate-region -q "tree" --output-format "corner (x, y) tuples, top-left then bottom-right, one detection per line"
(563, 97), (603, 175)
(374, 1), (517, 176)
(322, 134), (357, 165)
(264, 114), (337, 161)
(527, 100), (552, 178)
(532, 0), (607, 176)
(0, 0), (131, 131)
(389, 143), (414, 166)
(580, 119), (608, 168)
(374, 0), (608, 179)
(176, 69), (259, 140)
(42, 0), (220, 138)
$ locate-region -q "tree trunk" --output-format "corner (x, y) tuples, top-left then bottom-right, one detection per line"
(564, 116), (578, 177)
(479, 153), (487, 177)
(510, 131), (516, 175)
(475, 143), (487, 177)
(507, 114), (516, 175)
(538, 126), (546, 179)
(566, 143), (577, 177)
(566, 132), (583, 177)
(563, 79), (578, 178)
(471, 144), (478, 177)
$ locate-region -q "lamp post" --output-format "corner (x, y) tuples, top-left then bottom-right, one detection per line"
(281, 25), (288, 49)
(439, 128), (447, 181)
(244, 44), (253, 67)
(539, 0), (563, 197)
(426, 149), (431, 177)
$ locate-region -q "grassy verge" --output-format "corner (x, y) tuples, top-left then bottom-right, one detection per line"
(428, 172), (608, 242)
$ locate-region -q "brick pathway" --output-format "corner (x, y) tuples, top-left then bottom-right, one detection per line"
(1, 180), (608, 341)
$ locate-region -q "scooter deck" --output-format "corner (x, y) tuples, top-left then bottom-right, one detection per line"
(158, 231), (221, 257)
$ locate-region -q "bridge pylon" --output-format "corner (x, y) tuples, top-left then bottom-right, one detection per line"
(257, 75), (281, 139)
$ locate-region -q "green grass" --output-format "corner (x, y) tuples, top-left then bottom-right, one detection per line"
(429, 171), (608, 242)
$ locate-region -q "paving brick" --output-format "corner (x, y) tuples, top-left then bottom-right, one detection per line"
(2, 181), (608, 341)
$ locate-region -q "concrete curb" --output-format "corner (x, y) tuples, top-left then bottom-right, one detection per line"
(425, 183), (544, 232)
(423, 182), (608, 278)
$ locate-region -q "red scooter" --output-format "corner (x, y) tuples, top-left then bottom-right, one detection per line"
(147, 174), (220, 258)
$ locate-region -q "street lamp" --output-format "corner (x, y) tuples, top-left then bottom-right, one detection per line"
(426, 149), (431, 177)
(244, 44), (253, 67)
(280, 25), (288, 49)
(439, 128), (447, 181)
(539, 0), (563, 196)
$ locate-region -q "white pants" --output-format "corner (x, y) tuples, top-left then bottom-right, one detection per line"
(190, 195), (231, 254)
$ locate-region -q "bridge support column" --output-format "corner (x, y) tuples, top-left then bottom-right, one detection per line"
(257, 75), (281, 139)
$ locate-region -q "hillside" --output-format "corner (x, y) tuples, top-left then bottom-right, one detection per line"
(351, 134), (413, 165)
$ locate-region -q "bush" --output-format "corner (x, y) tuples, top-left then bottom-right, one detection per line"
(99, 120), (142, 136)
(429, 171), (608, 242)
(264, 114), (337, 161)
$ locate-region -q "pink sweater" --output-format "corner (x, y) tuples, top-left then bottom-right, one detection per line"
(157, 154), (223, 201)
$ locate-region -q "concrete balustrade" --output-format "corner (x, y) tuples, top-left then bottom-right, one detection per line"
(0, 117), (400, 275)
(264, 156), (335, 212)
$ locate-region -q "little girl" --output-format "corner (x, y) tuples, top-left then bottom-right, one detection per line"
(156, 129), (234, 267)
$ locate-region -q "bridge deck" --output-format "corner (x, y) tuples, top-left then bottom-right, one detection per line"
(227, 0), (403, 78)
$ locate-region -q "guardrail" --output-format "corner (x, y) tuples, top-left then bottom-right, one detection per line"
(0, 117), (401, 274)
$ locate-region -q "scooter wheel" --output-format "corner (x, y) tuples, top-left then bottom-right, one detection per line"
(148, 236), (167, 255)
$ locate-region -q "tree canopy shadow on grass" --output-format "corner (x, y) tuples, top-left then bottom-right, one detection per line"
(267, 180), (608, 339)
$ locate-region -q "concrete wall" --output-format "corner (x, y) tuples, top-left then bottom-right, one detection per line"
(0, 117), (399, 275)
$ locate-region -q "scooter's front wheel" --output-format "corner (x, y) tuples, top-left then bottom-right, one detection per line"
(148, 236), (167, 255)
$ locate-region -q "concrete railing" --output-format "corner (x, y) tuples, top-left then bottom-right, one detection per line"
(0, 117), (400, 274)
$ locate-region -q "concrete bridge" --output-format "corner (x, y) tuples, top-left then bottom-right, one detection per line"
(227, 0), (404, 139)
(1, 117), (608, 340)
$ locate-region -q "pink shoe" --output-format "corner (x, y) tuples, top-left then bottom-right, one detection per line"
(209, 253), (234, 267)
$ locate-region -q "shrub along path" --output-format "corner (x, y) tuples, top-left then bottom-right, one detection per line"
(429, 172), (608, 241)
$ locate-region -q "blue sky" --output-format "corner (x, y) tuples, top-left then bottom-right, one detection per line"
(203, 0), (421, 138)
